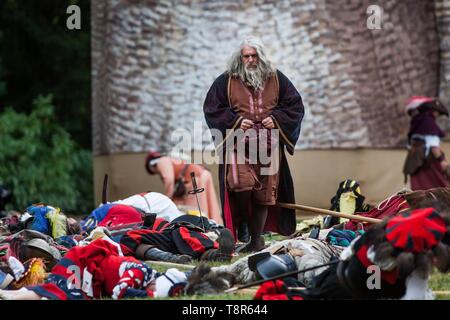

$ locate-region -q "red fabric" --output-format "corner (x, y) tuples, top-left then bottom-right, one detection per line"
(52, 238), (123, 298)
(385, 208), (447, 253)
(178, 227), (218, 252)
(179, 227), (204, 252)
(355, 244), (399, 285)
(35, 283), (70, 300)
(344, 195), (410, 231)
(98, 205), (143, 228)
(153, 218), (169, 231)
(119, 229), (158, 256)
(254, 280), (303, 300)
(100, 255), (143, 296)
(410, 160), (449, 191)
(223, 190), (236, 240)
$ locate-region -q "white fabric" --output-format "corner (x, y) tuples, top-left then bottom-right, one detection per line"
(19, 212), (33, 223)
(154, 268), (187, 297)
(401, 271), (435, 300)
(114, 192), (183, 222)
(410, 134), (440, 157)
(8, 256), (25, 281)
(339, 236), (360, 261)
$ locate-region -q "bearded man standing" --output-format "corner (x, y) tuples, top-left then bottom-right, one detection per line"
(203, 36), (305, 251)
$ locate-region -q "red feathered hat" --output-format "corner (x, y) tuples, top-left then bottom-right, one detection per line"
(145, 151), (162, 174)
(405, 96), (449, 117)
(385, 208), (447, 253)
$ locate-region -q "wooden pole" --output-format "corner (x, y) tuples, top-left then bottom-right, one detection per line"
(278, 202), (382, 224)
(144, 260), (196, 270)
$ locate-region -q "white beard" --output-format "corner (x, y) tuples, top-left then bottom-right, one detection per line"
(244, 65), (265, 91)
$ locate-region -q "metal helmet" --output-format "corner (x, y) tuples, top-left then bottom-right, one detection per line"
(248, 252), (297, 280)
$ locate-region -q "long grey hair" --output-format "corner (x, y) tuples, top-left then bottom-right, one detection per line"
(227, 36), (276, 91)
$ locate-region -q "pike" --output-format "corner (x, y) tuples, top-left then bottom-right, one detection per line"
(102, 174), (109, 204)
(278, 202), (382, 224)
(188, 171), (206, 232)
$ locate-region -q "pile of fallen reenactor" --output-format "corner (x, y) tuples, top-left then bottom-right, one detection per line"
(0, 181), (449, 300)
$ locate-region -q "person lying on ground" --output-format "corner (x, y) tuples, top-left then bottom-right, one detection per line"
(120, 221), (235, 264)
(0, 236), (188, 300)
(213, 237), (343, 287)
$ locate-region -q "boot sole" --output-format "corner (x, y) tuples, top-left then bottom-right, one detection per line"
(218, 228), (235, 255)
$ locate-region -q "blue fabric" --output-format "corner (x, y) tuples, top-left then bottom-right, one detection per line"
(28, 274), (86, 300)
(26, 205), (51, 235)
(0, 270), (13, 289)
(81, 203), (114, 232)
(55, 235), (77, 249)
(122, 288), (149, 298)
(327, 229), (365, 247)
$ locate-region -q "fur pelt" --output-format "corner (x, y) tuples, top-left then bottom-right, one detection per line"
(404, 187), (450, 214)
(184, 263), (235, 296)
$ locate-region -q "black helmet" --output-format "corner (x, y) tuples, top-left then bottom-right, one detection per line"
(248, 252), (297, 280)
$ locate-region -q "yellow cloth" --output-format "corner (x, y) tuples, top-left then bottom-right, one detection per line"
(46, 208), (68, 239)
(296, 216), (323, 234)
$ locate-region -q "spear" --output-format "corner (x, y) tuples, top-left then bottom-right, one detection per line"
(277, 202), (382, 224)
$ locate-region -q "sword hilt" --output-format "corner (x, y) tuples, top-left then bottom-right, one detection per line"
(188, 171), (206, 232)
(188, 172), (204, 194)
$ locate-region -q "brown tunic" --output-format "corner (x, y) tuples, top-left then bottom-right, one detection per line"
(227, 75), (280, 205)
(229, 75), (279, 122)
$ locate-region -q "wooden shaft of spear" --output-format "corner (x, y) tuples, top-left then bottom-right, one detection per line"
(277, 202), (382, 224)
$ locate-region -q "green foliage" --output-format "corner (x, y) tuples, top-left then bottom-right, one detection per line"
(0, 0), (91, 149)
(0, 95), (93, 214)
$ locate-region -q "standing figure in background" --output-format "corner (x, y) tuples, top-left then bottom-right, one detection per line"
(403, 96), (450, 190)
(145, 151), (223, 225)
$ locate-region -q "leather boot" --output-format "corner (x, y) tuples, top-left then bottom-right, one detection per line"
(237, 221), (250, 243)
(139, 245), (192, 264)
(241, 205), (267, 252)
(200, 228), (235, 262)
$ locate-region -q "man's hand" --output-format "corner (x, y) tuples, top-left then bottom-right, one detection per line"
(240, 119), (254, 131)
(262, 117), (275, 129)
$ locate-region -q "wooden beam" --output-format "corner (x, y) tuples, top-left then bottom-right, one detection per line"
(278, 202), (382, 224)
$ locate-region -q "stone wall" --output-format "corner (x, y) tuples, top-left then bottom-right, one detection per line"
(92, 0), (447, 155)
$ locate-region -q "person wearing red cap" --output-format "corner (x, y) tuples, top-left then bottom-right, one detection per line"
(403, 96), (450, 190)
(145, 151), (222, 225)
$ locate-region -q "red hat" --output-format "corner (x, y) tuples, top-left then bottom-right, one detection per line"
(145, 151), (162, 174)
(385, 208), (447, 253)
(405, 96), (449, 117)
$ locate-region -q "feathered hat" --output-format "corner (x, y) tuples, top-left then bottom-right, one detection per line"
(145, 151), (162, 174)
(405, 96), (449, 117)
